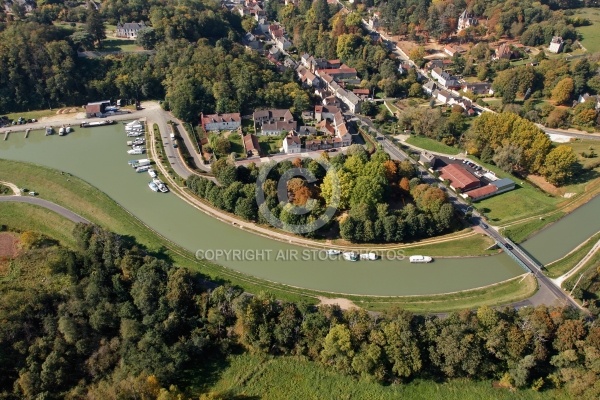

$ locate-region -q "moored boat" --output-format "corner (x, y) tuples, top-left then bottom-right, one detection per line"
(359, 252), (378, 261)
(148, 181), (159, 192)
(152, 178), (169, 193)
(65, 125), (72, 133)
(58, 126), (66, 136)
(127, 148), (144, 155)
(148, 168), (157, 178)
(136, 165), (151, 173)
(327, 249), (342, 256)
(45, 126), (53, 136)
(409, 255), (433, 263)
(343, 252), (359, 262)
(80, 120), (115, 128)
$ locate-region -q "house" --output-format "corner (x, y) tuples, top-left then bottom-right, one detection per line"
(301, 111), (314, 121)
(368, 14), (380, 30)
(578, 93), (600, 109)
(116, 21), (146, 39)
(269, 46), (282, 59)
(398, 61), (413, 75)
(439, 164), (481, 192)
(243, 134), (261, 157)
(426, 59), (453, 70)
(253, 109), (297, 135)
(419, 151), (436, 167)
(444, 45), (465, 57)
(495, 43), (514, 60)
(353, 88), (370, 100)
(457, 9), (477, 32)
(431, 68), (459, 88)
(200, 113), (242, 132)
(323, 95), (340, 106)
(433, 89), (456, 105)
(85, 101), (111, 118)
(314, 105), (341, 122)
(462, 82), (493, 95)
(316, 119), (336, 136)
(296, 126), (317, 136)
(243, 33), (261, 51)
(548, 36), (564, 53)
(282, 133), (302, 154)
(422, 80), (438, 95)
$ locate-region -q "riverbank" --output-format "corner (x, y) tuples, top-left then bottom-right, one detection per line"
(0, 159), (535, 311)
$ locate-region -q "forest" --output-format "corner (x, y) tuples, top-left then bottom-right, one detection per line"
(186, 145), (457, 243)
(0, 224), (598, 399)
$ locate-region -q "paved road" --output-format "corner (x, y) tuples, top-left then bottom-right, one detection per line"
(0, 196), (89, 224)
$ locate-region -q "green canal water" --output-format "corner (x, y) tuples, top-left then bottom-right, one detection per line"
(1, 125), (596, 295)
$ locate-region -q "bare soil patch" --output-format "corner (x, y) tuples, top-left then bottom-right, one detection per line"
(317, 296), (359, 310)
(527, 174), (562, 196)
(0, 232), (19, 273)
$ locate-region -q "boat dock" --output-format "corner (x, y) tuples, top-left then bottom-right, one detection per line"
(3, 130), (9, 141)
(25, 129), (31, 138)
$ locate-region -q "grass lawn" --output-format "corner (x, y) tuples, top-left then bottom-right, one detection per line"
(502, 212), (565, 244)
(563, 138), (600, 170)
(574, 8), (600, 53)
(405, 135), (461, 155)
(199, 353), (569, 400)
(0, 184), (11, 195)
(227, 132), (246, 158)
(470, 158), (560, 225)
(0, 202), (78, 248)
(545, 231), (600, 278)
(258, 135), (282, 155)
(403, 233), (496, 257)
(563, 249), (600, 296)
(5, 109), (59, 121)
(101, 39), (141, 52)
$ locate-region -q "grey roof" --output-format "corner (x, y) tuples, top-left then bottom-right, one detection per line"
(492, 178), (515, 189)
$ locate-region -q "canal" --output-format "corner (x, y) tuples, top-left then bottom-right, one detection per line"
(0, 125), (596, 295)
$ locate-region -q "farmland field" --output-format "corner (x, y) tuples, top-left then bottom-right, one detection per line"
(576, 8), (600, 53)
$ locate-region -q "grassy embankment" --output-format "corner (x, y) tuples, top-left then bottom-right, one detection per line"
(405, 135), (462, 155)
(197, 353), (570, 400)
(545, 231), (600, 279)
(0, 159), (536, 311)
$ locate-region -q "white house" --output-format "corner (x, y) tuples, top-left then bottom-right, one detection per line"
(548, 36), (564, 53)
(431, 68), (459, 88)
(200, 113), (241, 132)
(282, 134), (302, 153)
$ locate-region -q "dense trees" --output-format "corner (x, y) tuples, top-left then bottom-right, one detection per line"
(0, 225), (239, 398)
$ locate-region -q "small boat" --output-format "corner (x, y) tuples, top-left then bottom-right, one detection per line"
(80, 120), (115, 128)
(359, 252), (378, 261)
(58, 126), (66, 136)
(127, 148), (144, 155)
(148, 168), (157, 178)
(45, 126), (53, 136)
(129, 158), (151, 167)
(65, 125), (72, 133)
(126, 140), (133, 146)
(343, 252), (359, 262)
(327, 249), (342, 256)
(132, 138), (145, 145)
(148, 181), (159, 192)
(126, 131), (144, 137)
(153, 178), (169, 193)
(409, 255), (433, 263)
(136, 165), (151, 173)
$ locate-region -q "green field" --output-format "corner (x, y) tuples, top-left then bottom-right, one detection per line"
(101, 39), (141, 53)
(227, 132), (246, 158)
(403, 233), (496, 257)
(563, 139), (600, 170)
(405, 135), (461, 155)
(0, 202), (78, 248)
(545, 231), (600, 278)
(258, 135), (282, 154)
(576, 8), (600, 53)
(200, 353), (570, 400)
(471, 158), (560, 224)
(5, 109), (60, 121)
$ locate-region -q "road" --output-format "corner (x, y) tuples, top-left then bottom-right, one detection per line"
(0, 195), (89, 224)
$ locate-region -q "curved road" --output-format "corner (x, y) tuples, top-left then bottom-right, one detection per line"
(0, 195), (89, 224)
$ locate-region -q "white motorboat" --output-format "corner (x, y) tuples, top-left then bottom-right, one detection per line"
(327, 249), (342, 256)
(343, 252), (359, 262)
(126, 131), (144, 137)
(148, 181), (159, 192)
(45, 126), (53, 136)
(148, 168), (157, 178)
(129, 158), (151, 168)
(58, 126), (66, 136)
(132, 138), (145, 145)
(136, 165), (151, 173)
(409, 255), (433, 263)
(153, 178), (169, 193)
(127, 148), (144, 155)
(65, 125), (72, 133)
(359, 252), (378, 261)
